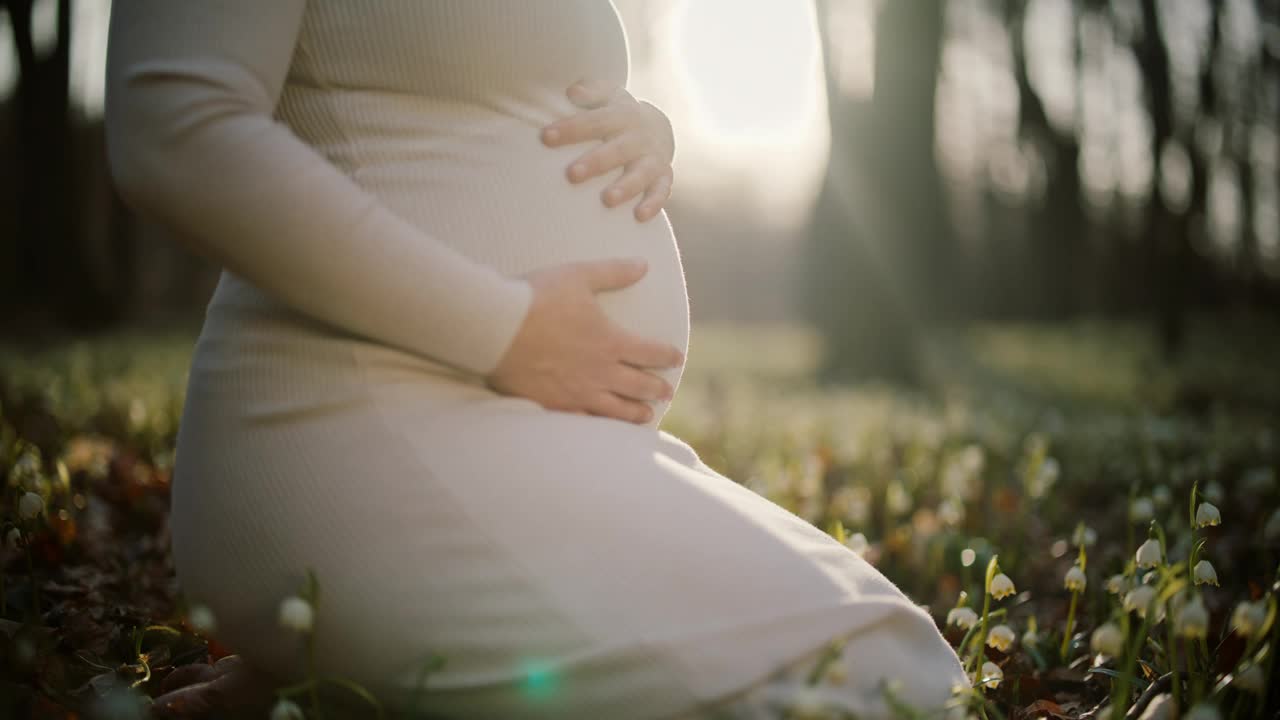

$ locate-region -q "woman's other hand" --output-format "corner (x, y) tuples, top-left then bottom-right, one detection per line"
(485, 258), (684, 425)
(541, 78), (675, 223)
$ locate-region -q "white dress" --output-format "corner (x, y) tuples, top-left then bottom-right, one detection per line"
(103, 2), (967, 718)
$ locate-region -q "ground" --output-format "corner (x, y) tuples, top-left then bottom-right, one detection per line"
(1, 319), (1278, 719)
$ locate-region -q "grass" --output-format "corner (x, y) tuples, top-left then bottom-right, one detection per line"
(1, 319), (1278, 719)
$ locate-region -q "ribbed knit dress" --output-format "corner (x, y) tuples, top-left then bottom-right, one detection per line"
(104, 2), (967, 718)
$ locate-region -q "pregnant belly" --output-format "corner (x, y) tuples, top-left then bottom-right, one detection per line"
(347, 114), (692, 412)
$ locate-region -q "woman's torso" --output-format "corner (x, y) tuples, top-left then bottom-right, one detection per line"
(205, 0), (690, 412)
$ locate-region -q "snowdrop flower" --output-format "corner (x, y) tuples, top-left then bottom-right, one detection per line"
(1021, 624), (1039, 648)
(1184, 703), (1221, 720)
(1072, 525), (1097, 547)
(1264, 508), (1280, 542)
(1090, 622), (1124, 657)
(1029, 458), (1059, 499)
(989, 573), (1016, 600)
(845, 533), (868, 557)
(5, 527), (21, 551)
(1130, 497), (1155, 522)
(1135, 539), (1162, 569)
(960, 548), (976, 567)
(1152, 485), (1171, 507)
(1124, 585), (1159, 617)
(1137, 693), (1174, 720)
(785, 686), (836, 719)
(1064, 565), (1087, 592)
(1192, 559), (1219, 587)
(1194, 502), (1221, 528)
(17, 492), (43, 521)
(1230, 601), (1267, 639)
(1234, 664), (1264, 693)
(278, 596), (314, 634)
(947, 607), (978, 630)
(187, 604), (217, 635)
(270, 698), (305, 720)
(977, 661), (1002, 689)
(1175, 594), (1208, 639)
(985, 624), (1015, 652)
(1106, 574), (1129, 595)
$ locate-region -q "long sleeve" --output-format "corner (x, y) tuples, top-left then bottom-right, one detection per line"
(104, 0), (533, 377)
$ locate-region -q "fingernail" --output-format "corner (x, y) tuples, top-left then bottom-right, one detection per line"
(571, 163), (588, 179)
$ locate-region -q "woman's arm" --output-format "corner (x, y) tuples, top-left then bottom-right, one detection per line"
(104, 0), (532, 376)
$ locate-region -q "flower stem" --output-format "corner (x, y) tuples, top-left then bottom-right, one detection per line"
(24, 541), (41, 619)
(1166, 616), (1180, 709)
(1060, 590), (1079, 661)
(971, 557), (999, 675)
(1114, 596), (1154, 720)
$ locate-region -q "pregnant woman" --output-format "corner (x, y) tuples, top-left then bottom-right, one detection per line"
(105, 2), (966, 718)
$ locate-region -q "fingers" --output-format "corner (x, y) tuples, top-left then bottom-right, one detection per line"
(601, 155), (663, 207)
(634, 168), (673, 222)
(578, 257), (648, 292)
(567, 77), (625, 109)
(618, 332), (685, 370)
(609, 364), (674, 402)
(568, 132), (651, 183)
(588, 391), (654, 425)
(542, 105), (626, 148)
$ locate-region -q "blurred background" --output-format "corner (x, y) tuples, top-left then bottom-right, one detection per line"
(0, 0), (1278, 396)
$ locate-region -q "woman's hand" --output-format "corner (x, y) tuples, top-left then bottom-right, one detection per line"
(541, 78), (675, 223)
(485, 257), (684, 425)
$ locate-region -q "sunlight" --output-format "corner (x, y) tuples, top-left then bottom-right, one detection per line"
(670, 0), (820, 144)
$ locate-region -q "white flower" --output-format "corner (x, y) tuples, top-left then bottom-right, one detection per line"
(1072, 525), (1097, 547)
(187, 604), (217, 635)
(1106, 574), (1129, 595)
(947, 607), (978, 630)
(1131, 497), (1155, 522)
(888, 481), (914, 518)
(1184, 703), (1221, 720)
(1264, 508), (1280, 542)
(1021, 625), (1039, 648)
(1090, 622), (1125, 657)
(1234, 664), (1264, 693)
(784, 686), (836, 719)
(1064, 565), (1087, 592)
(845, 533), (868, 557)
(986, 624), (1015, 652)
(1175, 594), (1208, 639)
(270, 698), (306, 720)
(1029, 458), (1059, 499)
(1137, 693), (1175, 720)
(989, 573), (1016, 600)
(5, 527), (21, 551)
(18, 492), (43, 521)
(1230, 601), (1267, 639)
(977, 661), (1002, 689)
(960, 548), (976, 567)
(1194, 502), (1221, 528)
(1192, 559), (1219, 587)
(1124, 585), (1159, 617)
(278, 596), (314, 634)
(1135, 539), (1162, 569)
(1152, 485), (1172, 507)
